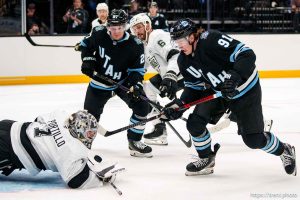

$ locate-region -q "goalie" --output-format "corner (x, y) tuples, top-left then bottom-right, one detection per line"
(0, 110), (124, 190)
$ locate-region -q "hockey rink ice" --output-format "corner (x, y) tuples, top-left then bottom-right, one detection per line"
(0, 78), (299, 200)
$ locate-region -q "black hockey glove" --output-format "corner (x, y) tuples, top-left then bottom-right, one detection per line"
(74, 42), (82, 51)
(220, 70), (242, 100)
(127, 82), (144, 101)
(81, 58), (96, 78)
(161, 98), (185, 121)
(159, 71), (178, 100)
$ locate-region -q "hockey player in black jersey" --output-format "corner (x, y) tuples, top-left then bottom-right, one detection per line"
(161, 18), (296, 176)
(80, 9), (152, 158)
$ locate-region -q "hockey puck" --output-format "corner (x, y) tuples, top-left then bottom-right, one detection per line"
(94, 155), (102, 163)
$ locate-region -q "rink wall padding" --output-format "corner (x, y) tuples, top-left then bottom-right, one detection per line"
(0, 34), (300, 85)
(0, 70), (300, 85)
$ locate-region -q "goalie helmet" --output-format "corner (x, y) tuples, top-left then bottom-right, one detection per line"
(64, 110), (98, 149)
(107, 9), (128, 26)
(170, 18), (197, 40)
(129, 13), (152, 35)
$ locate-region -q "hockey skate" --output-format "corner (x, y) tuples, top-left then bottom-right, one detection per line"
(280, 143), (297, 176)
(144, 123), (168, 145)
(185, 143), (220, 176)
(128, 139), (153, 158)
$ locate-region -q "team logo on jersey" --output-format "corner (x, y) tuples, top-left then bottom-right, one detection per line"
(134, 37), (143, 45)
(99, 46), (122, 80)
(34, 127), (51, 137)
(148, 56), (160, 70)
(94, 25), (105, 32)
(200, 31), (209, 39)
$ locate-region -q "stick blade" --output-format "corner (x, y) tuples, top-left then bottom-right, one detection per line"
(24, 32), (37, 46)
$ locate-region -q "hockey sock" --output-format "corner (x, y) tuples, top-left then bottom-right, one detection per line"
(127, 114), (146, 141)
(192, 129), (212, 158)
(261, 132), (284, 156)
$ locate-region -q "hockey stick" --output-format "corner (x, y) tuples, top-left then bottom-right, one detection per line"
(97, 92), (222, 137)
(94, 73), (188, 121)
(24, 32), (74, 48)
(93, 73), (163, 109)
(94, 73), (192, 146)
(207, 111), (231, 133)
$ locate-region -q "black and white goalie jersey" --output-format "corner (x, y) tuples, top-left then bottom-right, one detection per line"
(178, 30), (258, 102)
(80, 26), (145, 90)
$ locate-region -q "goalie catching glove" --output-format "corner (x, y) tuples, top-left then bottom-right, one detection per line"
(159, 71), (178, 100)
(160, 98), (185, 121)
(88, 153), (125, 186)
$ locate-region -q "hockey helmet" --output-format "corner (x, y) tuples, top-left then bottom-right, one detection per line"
(129, 13), (152, 33)
(65, 110), (98, 149)
(170, 18), (197, 40)
(107, 9), (128, 26)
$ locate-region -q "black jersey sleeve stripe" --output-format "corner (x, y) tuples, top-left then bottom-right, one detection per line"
(20, 123), (46, 170)
(67, 164), (90, 189)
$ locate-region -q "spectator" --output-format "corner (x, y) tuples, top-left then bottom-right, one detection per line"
(26, 3), (48, 35)
(291, 0), (300, 32)
(129, 0), (142, 18)
(91, 3), (109, 29)
(147, 1), (168, 31)
(63, 0), (89, 34)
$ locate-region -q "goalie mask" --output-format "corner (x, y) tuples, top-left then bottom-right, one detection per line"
(65, 110), (98, 149)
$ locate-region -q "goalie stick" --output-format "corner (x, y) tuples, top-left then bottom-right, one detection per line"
(24, 32), (74, 48)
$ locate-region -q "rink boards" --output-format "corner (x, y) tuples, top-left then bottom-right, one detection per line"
(0, 34), (300, 85)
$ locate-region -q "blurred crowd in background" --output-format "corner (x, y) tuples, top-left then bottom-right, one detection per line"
(0, 0), (300, 35)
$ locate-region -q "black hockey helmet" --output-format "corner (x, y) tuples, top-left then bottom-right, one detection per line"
(107, 9), (128, 26)
(170, 18), (197, 40)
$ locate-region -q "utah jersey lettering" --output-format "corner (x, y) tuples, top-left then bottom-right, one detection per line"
(178, 29), (256, 94)
(81, 27), (145, 90)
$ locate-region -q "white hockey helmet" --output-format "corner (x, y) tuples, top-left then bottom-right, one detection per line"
(64, 110), (98, 149)
(129, 13), (152, 35)
(96, 3), (109, 12)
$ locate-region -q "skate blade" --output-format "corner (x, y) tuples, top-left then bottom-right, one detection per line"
(144, 138), (168, 146)
(130, 150), (153, 158)
(185, 168), (214, 176)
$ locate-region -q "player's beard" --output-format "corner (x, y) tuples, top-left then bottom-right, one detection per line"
(137, 32), (146, 41)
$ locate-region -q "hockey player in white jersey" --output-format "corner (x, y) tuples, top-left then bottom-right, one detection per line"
(129, 13), (183, 145)
(0, 110), (125, 190)
(91, 3), (109, 29)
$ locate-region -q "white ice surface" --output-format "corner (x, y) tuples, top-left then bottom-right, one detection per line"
(0, 79), (299, 200)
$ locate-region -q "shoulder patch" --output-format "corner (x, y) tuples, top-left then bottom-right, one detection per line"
(200, 31), (209, 39)
(133, 36), (143, 45)
(93, 25), (105, 32)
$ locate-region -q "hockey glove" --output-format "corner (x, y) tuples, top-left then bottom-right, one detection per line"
(74, 42), (82, 51)
(81, 58), (97, 78)
(159, 71), (178, 100)
(161, 98), (185, 121)
(127, 82), (144, 101)
(220, 70), (242, 100)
